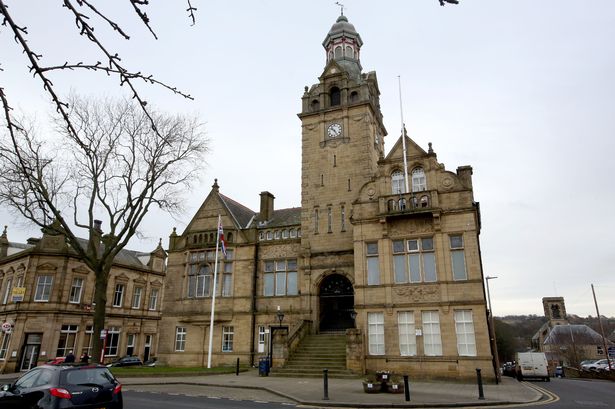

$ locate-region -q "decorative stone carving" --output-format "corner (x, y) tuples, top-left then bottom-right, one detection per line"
(393, 285), (440, 302)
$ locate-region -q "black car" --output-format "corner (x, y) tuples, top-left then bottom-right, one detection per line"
(0, 364), (122, 408)
(107, 355), (143, 367)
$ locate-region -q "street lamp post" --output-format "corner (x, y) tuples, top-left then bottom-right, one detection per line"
(485, 276), (501, 383)
(269, 307), (285, 372)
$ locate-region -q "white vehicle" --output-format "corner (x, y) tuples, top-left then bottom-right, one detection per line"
(515, 352), (550, 382)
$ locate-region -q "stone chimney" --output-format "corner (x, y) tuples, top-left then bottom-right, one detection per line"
(88, 219), (103, 259)
(259, 191), (275, 222)
(0, 226), (8, 258)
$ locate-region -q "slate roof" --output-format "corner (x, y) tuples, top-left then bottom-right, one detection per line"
(219, 193), (256, 229)
(543, 324), (613, 346)
(251, 207), (302, 229)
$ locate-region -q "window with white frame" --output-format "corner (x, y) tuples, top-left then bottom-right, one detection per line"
(222, 326), (234, 352)
(454, 310), (476, 356)
(81, 326), (93, 356)
(222, 249), (234, 297)
(131, 287), (142, 309)
(368, 312), (385, 355)
(34, 275), (53, 302)
(0, 332), (11, 360)
(289, 229), (297, 238)
(450, 235), (467, 280)
(391, 170), (406, 194)
(258, 326), (267, 353)
(422, 311), (442, 356)
(263, 259), (297, 297)
(175, 327), (186, 352)
(366, 242), (380, 285)
(104, 327), (120, 357)
(112, 283), (125, 307)
(392, 238), (436, 283)
(411, 167), (426, 192)
(148, 288), (159, 310)
(398, 311), (417, 356)
(69, 278), (84, 304)
(56, 325), (78, 357)
(2, 277), (12, 304)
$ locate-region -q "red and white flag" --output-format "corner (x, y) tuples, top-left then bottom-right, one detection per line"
(218, 218), (227, 257)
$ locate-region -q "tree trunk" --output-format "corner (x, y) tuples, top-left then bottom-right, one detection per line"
(91, 265), (110, 363)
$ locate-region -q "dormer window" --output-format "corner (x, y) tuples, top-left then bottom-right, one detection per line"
(330, 87), (341, 106)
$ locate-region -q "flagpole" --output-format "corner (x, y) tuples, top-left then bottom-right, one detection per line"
(207, 215), (222, 368)
(398, 75), (410, 194)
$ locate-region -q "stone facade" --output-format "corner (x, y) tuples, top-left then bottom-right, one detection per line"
(0, 227), (165, 373)
(157, 14), (495, 381)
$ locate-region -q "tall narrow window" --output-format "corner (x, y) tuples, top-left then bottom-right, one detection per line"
(222, 249), (234, 297)
(411, 168), (426, 192)
(422, 311), (442, 356)
(112, 283), (125, 307)
(148, 288), (159, 310)
(56, 324), (78, 357)
(175, 327), (186, 352)
(330, 86), (341, 106)
(131, 287), (143, 309)
(2, 277), (11, 304)
(34, 275), (53, 302)
(393, 238), (436, 283)
(450, 235), (467, 280)
(398, 311), (416, 356)
(68, 278), (84, 304)
(0, 332), (11, 360)
(126, 334), (136, 356)
(314, 208), (319, 234)
(264, 261), (275, 297)
(104, 327), (120, 357)
(222, 326), (234, 352)
(368, 312), (385, 355)
(366, 243), (380, 285)
(391, 170), (406, 194)
(81, 326), (93, 356)
(454, 310), (476, 356)
(327, 207), (333, 233)
(340, 205), (346, 232)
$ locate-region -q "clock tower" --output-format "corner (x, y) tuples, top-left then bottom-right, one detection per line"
(298, 14), (387, 253)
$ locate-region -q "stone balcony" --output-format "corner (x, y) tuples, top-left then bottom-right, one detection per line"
(379, 190), (439, 218)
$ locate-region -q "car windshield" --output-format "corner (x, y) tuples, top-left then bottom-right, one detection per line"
(61, 368), (116, 386)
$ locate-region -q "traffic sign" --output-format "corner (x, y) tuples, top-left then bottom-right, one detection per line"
(1, 322), (12, 333)
(100, 329), (107, 339)
(608, 346), (615, 358)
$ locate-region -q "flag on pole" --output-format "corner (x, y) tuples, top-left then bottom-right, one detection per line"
(218, 218), (227, 257)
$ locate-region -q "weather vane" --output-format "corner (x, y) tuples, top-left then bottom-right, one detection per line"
(335, 2), (345, 16)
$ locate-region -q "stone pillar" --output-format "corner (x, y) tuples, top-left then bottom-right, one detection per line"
(346, 328), (364, 374)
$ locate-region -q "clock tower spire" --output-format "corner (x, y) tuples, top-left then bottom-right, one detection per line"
(298, 14), (387, 253)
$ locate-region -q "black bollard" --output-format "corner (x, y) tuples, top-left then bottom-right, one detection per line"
(403, 374), (410, 402)
(476, 368), (485, 400)
(236, 357), (240, 376)
(323, 368), (329, 400)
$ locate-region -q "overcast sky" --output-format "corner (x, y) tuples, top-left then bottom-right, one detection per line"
(1, 1), (614, 318)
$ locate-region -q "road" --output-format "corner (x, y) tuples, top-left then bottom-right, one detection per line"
(535, 377), (615, 409)
(124, 390), (298, 409)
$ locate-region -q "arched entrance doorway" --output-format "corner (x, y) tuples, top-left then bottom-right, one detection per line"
(319, 274), (354, 332)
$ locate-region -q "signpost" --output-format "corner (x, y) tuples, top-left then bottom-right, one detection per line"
(11, 287), (25, 303)
(608, 346), (615, 358)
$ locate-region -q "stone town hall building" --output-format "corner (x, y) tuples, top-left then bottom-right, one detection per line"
(157, 14), (494, 380)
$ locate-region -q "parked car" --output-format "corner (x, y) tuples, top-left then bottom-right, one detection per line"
(0, 364), (122, 408)
(46, 356), (66, 365)
(582, 359), (614, 372)
(107, 355), (143, 367)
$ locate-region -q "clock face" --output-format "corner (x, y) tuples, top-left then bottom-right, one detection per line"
(327, 123), (342, 138)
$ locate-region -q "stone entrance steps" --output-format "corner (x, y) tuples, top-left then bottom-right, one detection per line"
(270, 333), (358, 379)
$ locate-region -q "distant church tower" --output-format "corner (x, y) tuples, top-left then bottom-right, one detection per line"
(298, 14), (387, 253)
(542, 297), (568, 326)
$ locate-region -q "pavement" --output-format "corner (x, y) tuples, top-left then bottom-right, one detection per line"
(0, 369), (547, 408)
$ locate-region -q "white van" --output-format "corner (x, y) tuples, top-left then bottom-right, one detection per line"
(515, 352), (550, 381)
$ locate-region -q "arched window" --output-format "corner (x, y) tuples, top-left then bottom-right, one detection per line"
(330, 87), (341, 106)
(282, 229), (288, 239)
(259, 231), (264, 241)
(297, 228), (302, 237)
(388, 199), (396, 212)
(274, 230), (280, 240)
(399, 198), (407, 210)
(290, 229), (296, 238)
(345, 46), (354, 58)
(198, 234), (203, 243)
(266, 231), (273, 240)
(227, 232), (233, 243)
(334, 46), (342, 58)
(310, 99), (320, 111)
(412, 168), (426, 192)
(349, 91), (359, 103)
(420, 195), (430, 208)
(391, 170), (406, 194)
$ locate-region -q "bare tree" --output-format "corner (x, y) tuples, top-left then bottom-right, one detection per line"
(0, 95), (208, 362)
